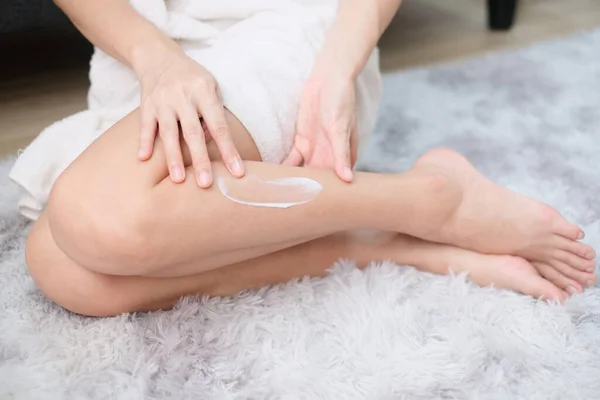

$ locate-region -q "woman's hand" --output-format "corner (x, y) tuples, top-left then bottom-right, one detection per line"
(284, 65), (358, 182)
(137, 49), (244, 188)
(282, 0), (404, 181)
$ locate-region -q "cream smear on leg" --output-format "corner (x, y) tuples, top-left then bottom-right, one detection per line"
(217, 174), (322, 208)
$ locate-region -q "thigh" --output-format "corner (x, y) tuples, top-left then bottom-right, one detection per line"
(26, 212), (129, 316)
(43, 106), (266, 273)
(64, 107), (261, 192)
(26, 212), (218, 316)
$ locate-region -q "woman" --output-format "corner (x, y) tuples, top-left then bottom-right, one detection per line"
(25, 0), (596, 317)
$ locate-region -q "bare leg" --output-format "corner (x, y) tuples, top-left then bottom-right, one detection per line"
(44, 109), (594, 283)
(46, 110), (462, 277)
(25, 104), (596, 316)
(27, 212), (578, 317)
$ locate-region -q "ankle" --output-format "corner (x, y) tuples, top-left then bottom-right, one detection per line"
(400, 169), (463, 236)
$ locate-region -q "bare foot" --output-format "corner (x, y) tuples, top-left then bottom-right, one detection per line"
(411, 148), (596, 291)
(388, 234), (584, 302)
(447, 252), (571, 302)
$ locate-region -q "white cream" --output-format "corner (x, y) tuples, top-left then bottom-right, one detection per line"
(217, 174), (322, 208)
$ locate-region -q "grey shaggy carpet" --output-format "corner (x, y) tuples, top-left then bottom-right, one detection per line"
(2, 29), (600, 399)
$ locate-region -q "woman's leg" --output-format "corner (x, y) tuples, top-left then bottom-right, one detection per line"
(27, 211), (576, 317)
(26, 106), (596, 316)
(44, 109), (593, 281)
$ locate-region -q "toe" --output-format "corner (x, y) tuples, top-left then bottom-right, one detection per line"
(519, 265), (569, 302)
(585, 273), (597, 287)
(552, 235), (596, 260)
(472, 256), (566, 302)
(553, 219), (584, 241)
(534, 262), (584, 295)
(550, 249), (596, 272)
(526, 278), (568, 302)
(547, 259), (596, 287)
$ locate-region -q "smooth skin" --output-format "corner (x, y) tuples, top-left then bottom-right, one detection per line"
(26, 110), (596, 317)
(29, 0), (596, 317)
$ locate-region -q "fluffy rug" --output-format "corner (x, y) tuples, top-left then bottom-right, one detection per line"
(2, 29), (600, 399)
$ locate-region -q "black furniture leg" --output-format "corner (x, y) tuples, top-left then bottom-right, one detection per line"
(488, 0), (518, 30)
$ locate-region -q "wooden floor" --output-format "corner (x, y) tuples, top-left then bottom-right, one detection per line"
(1, 0), (599, 157)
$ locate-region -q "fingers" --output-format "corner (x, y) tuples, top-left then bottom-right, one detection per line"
(283, 146), (304, 166)
(331, 124), (353, 183)
(158, 110), (186, 183)
(197, 90), (244, 178)
(141, 72), (243, 186)
(349, 125), (359, 168)
(178, 106), (212, 188)
(139, 104), (158, 160)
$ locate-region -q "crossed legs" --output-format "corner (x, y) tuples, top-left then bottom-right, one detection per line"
(25, 109), (596, 317)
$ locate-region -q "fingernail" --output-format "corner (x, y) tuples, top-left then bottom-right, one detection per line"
(138, 146), (150, 159)
(578, 231), (585, 240)
(566, 285), (578, 295)
(231, 158), (244, 176)
(199, 170), (212, 187)
(586, 280), (595, 287)
(171, 165), (184, 181)
(344, 166), (353, 181)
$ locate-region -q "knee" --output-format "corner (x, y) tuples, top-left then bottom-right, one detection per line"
(46, 169), (158, 276)
(25, 219), (137, 317)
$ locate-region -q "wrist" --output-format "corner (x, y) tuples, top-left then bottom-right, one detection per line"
(313, 39), (371, 81)
(129, 37), (182, 79)
(316, 22), (378, 80)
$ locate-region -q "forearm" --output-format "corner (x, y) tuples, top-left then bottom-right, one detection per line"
(54, 0), (181, 77)
(316, 0), (402, 78)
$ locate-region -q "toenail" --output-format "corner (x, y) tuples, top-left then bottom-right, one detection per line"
(578, 231), (585, 240)
(566, 286), (579, 295)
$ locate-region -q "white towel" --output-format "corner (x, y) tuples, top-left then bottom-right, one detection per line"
(9, 0), (382, 221)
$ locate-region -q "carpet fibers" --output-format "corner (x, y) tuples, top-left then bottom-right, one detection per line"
(1, 30), (600, 399)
